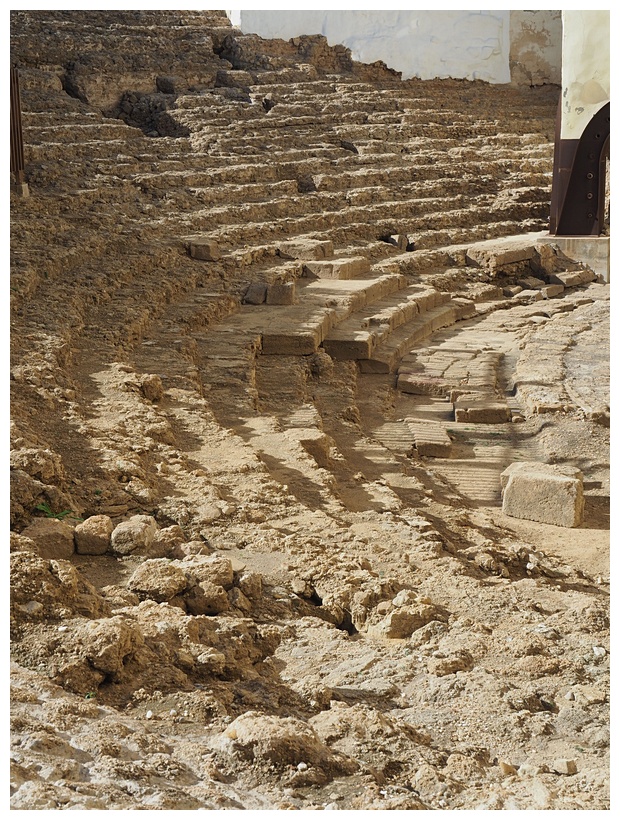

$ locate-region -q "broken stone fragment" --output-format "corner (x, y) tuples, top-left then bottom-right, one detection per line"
(74, 515), (114, 555)
(500, 462), (584, 528)
(551, 758), (577, 775)
(149, 525), (187, 558)
(218, 711), (357, 774)
(427, 649), (474, 676)
(188, 238), (221, 261)
(79, 615), (143, 676)
(182, 554), (235, 589)
(367, 603), (441, 639)
(138, 373), (164, 402)
(242, 283), (267, 304)
(127, 559), (188, 602)
(110, 514), (159, 556)
(184, 580), (230, 615)
(21, 517), (75, 560)
(237, 570), (262, 600)
(228, 586), (252, 613)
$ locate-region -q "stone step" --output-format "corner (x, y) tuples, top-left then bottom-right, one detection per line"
(23, 121), (143, 143)
(406, 419), (453, 458)
(453, 393), (512, 424)
(359, 303), (458, 373)
(322, 285), (448, 361)
(259, 273), (408, 355)
(193, 198), (547, 244)
(397, 338), (508, 406)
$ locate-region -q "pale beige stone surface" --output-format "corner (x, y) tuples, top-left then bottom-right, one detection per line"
(501, 462), (584, 527)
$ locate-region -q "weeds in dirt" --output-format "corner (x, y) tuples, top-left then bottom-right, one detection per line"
(34, 502), (83, 522)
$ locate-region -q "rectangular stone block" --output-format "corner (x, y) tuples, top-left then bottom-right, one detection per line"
(303, 256), (371, 280)
(466, 242), (536, 270)
(516, 289), (543, 303)
(540, 284), (564, 298)
(266, 282), (296, 305)
(451, 297), (476, 319)
(407, 421), (452, 457)
(261, 329), (321, 355)
(323, 332), (375, 360)
(454, 393), (511, 424)
(279, 238), (334, 261)
(548, 271), (583, 287)
(517, 276), (547, 290)
(397, 373), (448, 396)
(189, 239), (221, 261)
(500, 462), (584, 527)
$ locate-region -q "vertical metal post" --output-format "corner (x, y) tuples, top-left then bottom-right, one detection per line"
(10, 65), (29, 196)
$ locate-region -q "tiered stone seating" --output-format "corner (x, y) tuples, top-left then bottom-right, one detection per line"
(13, 9), (591, 521)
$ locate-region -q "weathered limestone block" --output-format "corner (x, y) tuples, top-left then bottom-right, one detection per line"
(188, 239), (221, 261)
(21, 518), (75, 560)
(74, 515), (114, 555)
(367, 603), (441, 639)
(323, 331), (375, 361)
(182, 554), (235, 589)
(218, 711), (356, 773)
(262, 327), (322, 355)
(149, 525), (187, 558)
(396, 373), (436, 396)
(215, 69), (253, 88)
(466, 241), (536, 271)
(547, 269), (594, 287)
(517, 276), (547, 290)
(516, 289), (544, 303)
(237, 570), (262, 601)
(303, 256), (370, 280)
(79, 616), (143, 676)
(266, 282), (296, 305)
(412, 426), (452, 458)
(454, 393), (511, 423)
(451, 297), (477, 319)
(110, 515), (158, 556)
(284, 428), (333, 468)
(279, 238), (333, 260)
(185, 581), (230, 615)
(243, 283), (267, 304)
(127, 559), (188, 602)
(500, 462), (584, 527)
(539, 284), (564, 298)
(138, 374), (164, 402)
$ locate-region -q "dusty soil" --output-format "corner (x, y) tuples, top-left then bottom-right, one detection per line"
(9, 10), (609, 811)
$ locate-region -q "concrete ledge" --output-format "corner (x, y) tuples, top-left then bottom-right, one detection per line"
(500, 462), (584, 527)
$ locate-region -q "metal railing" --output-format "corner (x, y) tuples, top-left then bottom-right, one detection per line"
(10, 65), (26, 185)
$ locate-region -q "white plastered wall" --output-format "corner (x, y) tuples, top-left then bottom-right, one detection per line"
(229, 10), (512, 84)
(560, 11), (610, 140)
